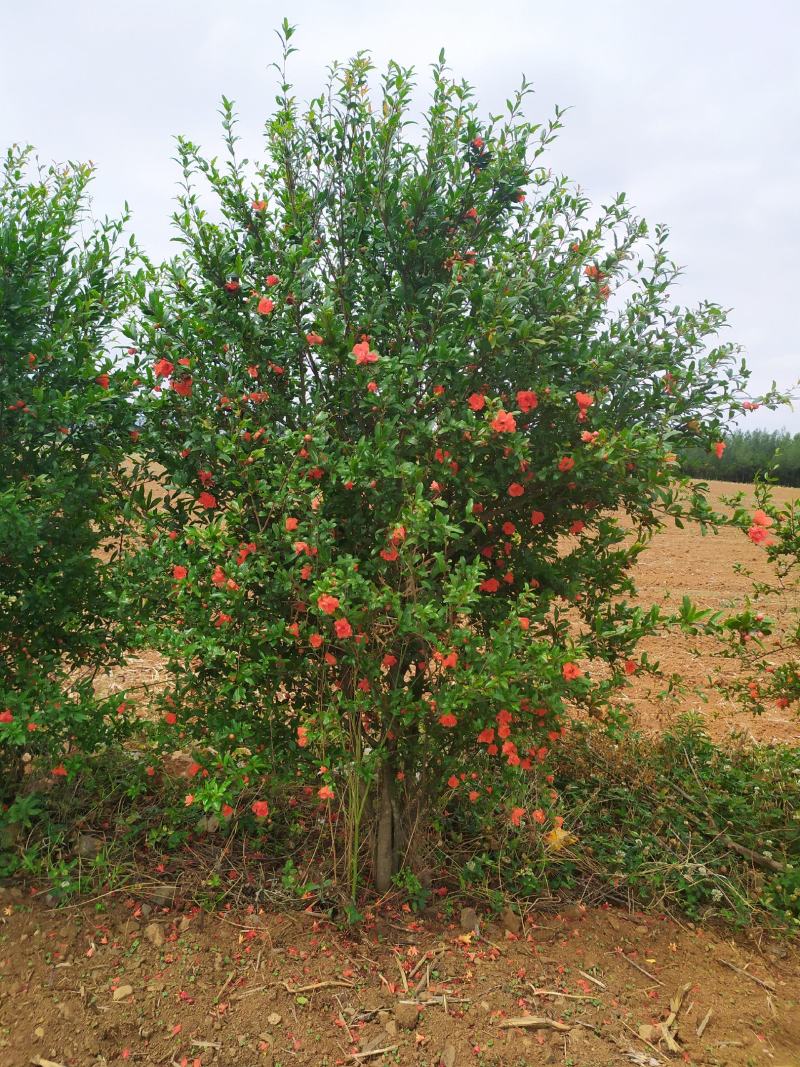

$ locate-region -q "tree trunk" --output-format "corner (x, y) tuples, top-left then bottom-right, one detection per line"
(0, 746), (23, 805)
(374, 761), (399, 893)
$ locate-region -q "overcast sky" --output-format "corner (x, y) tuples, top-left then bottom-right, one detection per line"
(2, 0), (798, 429)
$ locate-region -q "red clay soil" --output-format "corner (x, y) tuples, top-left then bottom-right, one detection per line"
(1, 887), (798, 1067)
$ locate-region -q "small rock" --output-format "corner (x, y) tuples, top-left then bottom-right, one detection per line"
(112, 984), (134, 1002)
(34, 1026), (45, 1039)
(57, 999), (79, 1021)
(266, 1012), (282, 1026)
(439, 1043), (456, 1067)
(607, 915), (621, 932)
(394, 1001), (420, 1030)
(179, 915), (191, 932)
(635, 924), (648, 935)
(144, 923), (164, 948)
(116, 918), (139, 941)
(149, 885), (173, 907)
(76, 834), (103, 859)
(459, 906), (479, 933)
(139, 903), (152, 918)
(146, 980), (165, 993)
(361, 1033), (388, 1054)
(384, 1019), (398, 1037)
(501, 906), (522, 935)
(560, 905), (583, 921)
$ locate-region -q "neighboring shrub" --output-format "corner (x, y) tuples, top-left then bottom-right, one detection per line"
(715, 483), (800, 716)
(0, 146), (139, 797)
(117, 25), (759, 895)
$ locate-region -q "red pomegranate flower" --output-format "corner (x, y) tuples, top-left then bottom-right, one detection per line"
(353, 340), (379, 365)
(153, 358), (174, 378)
(516, 390), (538, 412)
(491, 410), (516, 433)
(317, 594), (340, 615)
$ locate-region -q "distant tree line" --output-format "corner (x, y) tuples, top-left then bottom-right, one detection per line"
(682, 429), (800, 487)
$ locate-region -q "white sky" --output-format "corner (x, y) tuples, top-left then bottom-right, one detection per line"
(2, 0), (798, 429)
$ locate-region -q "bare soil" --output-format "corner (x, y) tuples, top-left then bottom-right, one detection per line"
(621, 481), (799, 745)
(1, 888), (799, 1067)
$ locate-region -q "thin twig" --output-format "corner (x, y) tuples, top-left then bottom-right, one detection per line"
(696, 1008), (712, 1037)
(348, 1047), (399, 1061)
(619, 954), (663, 986)
(498, 1016), (571, 1032)
(528, 985), (599, 1001)
(413, 965), (430, 998)
(214, 970), (236, 1003)
(408, 947), (444, 981)
(53, 883), (179, 911)
(620, 1019), (666, 1063)
(716, 958), (776, 992)
(232, 978), (354, 1001)
(392, 950), (409, 993)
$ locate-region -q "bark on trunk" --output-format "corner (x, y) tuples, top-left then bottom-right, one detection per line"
(374, 761), (399, 893)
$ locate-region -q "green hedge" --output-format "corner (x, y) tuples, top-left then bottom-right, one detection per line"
(682, 429), (800, 486)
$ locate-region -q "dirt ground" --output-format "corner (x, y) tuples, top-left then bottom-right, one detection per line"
(3, 481), (799, 1067)
(620, 481), (799, 745)
(1, 887), (799, 1067)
